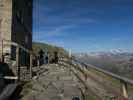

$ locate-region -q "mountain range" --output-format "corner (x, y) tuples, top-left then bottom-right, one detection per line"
(74, 51), (133, 79)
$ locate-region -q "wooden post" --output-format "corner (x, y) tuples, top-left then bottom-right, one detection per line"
(85, 73), (87, 81)
(37, 56), (40, 68)
(1, 40), (4, 62)
(83, 65), (88, 81)
(47, 53), (49, 64)
(121, 80), (128, 99)
(84, 86), (88, 100)
(30, 52), (33, 79)
(79, 87), (85, 100)
(16, 46), (20, 81)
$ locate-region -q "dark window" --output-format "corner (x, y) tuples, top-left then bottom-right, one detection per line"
(16, 10), (24, 24)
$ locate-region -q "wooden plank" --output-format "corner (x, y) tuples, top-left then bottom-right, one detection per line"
(0, 76), (18, 80)
(16, 46), (20, 81)
(121, 80), (128, 99)
(30, 52), (33, 79)
(2, 39), (30, 53)
(3, 76), (18, 80)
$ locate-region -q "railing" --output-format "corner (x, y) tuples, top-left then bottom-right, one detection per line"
(0, 75), (18, 80)
(0, 39), (33, 81)
(59, 57), (133, 100)
(0, 39), (34, 100)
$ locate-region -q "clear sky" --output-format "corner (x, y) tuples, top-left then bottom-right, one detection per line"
(33, 0), (133, 53)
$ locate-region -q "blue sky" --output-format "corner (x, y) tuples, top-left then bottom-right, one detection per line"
(33, 0), (133, 53)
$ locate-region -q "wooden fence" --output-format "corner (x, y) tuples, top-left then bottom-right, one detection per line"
(59, 57), (133, 100)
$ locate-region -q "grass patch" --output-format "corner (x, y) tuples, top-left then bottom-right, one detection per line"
(85, 95), (97, 100)
(89, 68), (133, 99)
(32, 42), (68, 58)
(90, 68), (121, 88)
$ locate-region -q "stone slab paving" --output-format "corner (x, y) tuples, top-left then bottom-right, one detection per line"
(20, 63), (133, 100)
(21, 64), (82, 100)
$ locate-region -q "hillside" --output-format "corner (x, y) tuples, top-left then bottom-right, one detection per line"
(32, 42), (68, 58)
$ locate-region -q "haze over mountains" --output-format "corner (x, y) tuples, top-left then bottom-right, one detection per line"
(74, 50), (133, 80)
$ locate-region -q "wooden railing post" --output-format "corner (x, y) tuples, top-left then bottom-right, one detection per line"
(1, 39), (4, 63)
(120, 80), (128, 99)
(37, 59), (40, 68)
(16, 46), (20, 81)
(78, 87), (86, 100)
(30, 52), (33, 79)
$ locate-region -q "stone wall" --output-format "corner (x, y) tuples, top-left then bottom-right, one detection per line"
(0, 0), (32, 66)
(0, 0), (33, 54)
(0, 0), (12, 59)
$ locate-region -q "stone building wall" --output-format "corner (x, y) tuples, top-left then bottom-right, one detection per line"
(0, 0), (33, 66)
(0, 0), (12, 58)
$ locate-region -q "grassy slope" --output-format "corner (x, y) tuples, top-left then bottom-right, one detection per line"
(32, 42), (68, 58)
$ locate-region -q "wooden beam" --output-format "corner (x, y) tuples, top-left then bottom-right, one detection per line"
(3, 76), (18, 80)
(30, 52), (33, 79)
(37, 57), (40, 68)
(121, 80), (128, 100)
(16, 46), (20, 81)
(1, 39), (4, 62)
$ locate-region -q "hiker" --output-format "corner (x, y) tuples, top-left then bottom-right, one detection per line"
(44, 51), (49, 64)
(45, 55), (48, 64)
(38, 49), (44, 65)
(54, 51), (58, 64)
